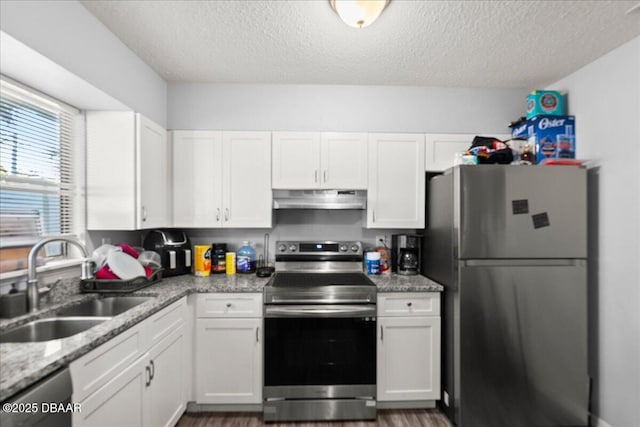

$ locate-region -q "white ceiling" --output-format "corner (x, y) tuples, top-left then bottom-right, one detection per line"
(81, 0), (640, 89)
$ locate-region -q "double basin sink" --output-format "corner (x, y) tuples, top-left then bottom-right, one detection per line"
(0, 296), (153, 343)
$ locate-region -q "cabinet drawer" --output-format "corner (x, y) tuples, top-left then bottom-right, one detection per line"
(378, 292), (440, 316)
(71, 323), (144, 403)
(196, 293), (262, 318)
(145, 297), (187, 347)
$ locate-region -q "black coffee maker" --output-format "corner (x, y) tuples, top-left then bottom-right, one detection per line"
(391, 234), (421, 275)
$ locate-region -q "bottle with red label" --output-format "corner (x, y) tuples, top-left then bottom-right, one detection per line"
(376, 245), (390, 274)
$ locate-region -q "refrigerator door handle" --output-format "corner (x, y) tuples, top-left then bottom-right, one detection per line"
(461, 259), (584, 267)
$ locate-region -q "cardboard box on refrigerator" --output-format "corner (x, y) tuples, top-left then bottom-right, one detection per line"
(526, 90), (564, 118)
(511, 115), (575, 164)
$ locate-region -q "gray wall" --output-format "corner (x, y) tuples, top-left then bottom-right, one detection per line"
(168, 82), (527, 251)
(168, 83), (527, 133)
(552, 36), (640, 427)
(0, 0), (167, 126)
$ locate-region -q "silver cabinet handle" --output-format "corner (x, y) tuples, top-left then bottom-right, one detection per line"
(381, 325), (384, 341)
(323, 170), (327, 183)
(256, 327), (260, 343)
(224, 208), (229, 221)
(372, 209), (376, 223)
(315, 170), (318, 183)
(142, 206), (147, 222)
(216, 208), (220, 222)
(145, 365), (151, 387)
(149, 360), (155, 381)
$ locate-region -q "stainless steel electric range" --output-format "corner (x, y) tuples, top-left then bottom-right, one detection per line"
(263, 241), (377, 422)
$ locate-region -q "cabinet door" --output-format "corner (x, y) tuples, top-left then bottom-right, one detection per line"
(378, 316), (441, 401)
(74, 353), (148, 427)
(425, 133), (511, 172)
(136, 114), (168, 229)
(86, 111), (136, 230)
(145, 325), (186, 427)
(71, 323), (144, 402)
(172, 131), (223, 227)
(222, 131), (272, 228)
(320, 133), (368, 189)
(195, 318), (262, 404)
(367, 133), (425, 228)
(272, 132), (321, 189)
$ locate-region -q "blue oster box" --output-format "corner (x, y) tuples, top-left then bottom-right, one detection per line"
(526, 90), (564, 118)
(511, 115), (575, 164)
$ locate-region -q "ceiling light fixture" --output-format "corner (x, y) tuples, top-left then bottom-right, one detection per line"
(329, 0), (391, 29)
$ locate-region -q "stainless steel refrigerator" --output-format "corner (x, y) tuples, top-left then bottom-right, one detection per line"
(422, 165), (588, 427)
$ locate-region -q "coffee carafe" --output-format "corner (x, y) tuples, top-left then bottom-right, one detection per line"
(391, 234), (421, 275)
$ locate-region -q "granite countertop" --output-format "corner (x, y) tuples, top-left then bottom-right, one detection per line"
(0, 272), (442, 401)
(368, 273), (443, 292)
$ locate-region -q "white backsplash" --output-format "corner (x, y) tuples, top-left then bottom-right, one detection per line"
(185, 210), (413, 264)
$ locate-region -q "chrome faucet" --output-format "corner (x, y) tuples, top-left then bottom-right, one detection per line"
(27, 236), (94, 312)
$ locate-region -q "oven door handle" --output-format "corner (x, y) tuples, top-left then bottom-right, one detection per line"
(264, 305), (377, 318)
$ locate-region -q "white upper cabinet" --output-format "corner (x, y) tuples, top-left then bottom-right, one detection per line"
(272, 132), (367, 189)
(172, 131), (222, 228)
(222, 131), (272, 228)
(87, 112), (168, 230)
(172, 131), (272, 228)
(367, 133), (425, 229)
(425, 133), (512, 172)
(272, 132), (320, 189)
(320, 133), (368, 189)
(137, 115), (169, 229)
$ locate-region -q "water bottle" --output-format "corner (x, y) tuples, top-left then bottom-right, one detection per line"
(236, 241), (256, 274)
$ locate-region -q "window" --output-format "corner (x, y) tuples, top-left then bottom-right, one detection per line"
(0, 76), (79, 272)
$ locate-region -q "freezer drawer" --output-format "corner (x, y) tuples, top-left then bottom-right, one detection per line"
(454, 261), (588, 427)
(455, 165), (587, 259)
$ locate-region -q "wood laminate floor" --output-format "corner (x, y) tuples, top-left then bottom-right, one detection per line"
(177, 409), (453, 427)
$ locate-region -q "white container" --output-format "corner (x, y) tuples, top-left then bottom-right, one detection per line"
(365, 251), (381, 275)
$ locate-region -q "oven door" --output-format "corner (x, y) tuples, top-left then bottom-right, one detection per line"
(264, 304), (377, 400)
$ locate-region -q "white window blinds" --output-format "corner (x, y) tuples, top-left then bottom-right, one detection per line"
(0, 77), (79, 253)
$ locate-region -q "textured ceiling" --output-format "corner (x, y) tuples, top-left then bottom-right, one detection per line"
(81, 0), (640, 88)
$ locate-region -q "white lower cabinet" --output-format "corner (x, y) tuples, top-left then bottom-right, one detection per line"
(195, 318), (262, 404)
(146, 325), (186, 427)
(73, 355), (148, 427)
(194, 293), (263, 405)
(71, 298), (187, 427)
(377, 293), (441, 402)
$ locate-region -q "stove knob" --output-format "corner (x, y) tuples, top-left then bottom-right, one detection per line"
(339, 244), (348, 252)
(288, 244), (297, 252)
(278, 244), (287, 252)
(350, 244), (360, 252)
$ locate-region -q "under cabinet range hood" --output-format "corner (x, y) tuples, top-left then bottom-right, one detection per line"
(273, 189), (367, 210)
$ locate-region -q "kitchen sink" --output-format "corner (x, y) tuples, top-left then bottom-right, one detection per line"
(56, 296), (154, 317)
(0, 317), (110, 343)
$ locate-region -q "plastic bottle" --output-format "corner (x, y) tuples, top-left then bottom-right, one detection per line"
(211, 243), (227, 274)
(225, 252), (236, 275)
(365, 252), (381, 275)
(236, 241), (257, 274)
(376, 245), (390, 274)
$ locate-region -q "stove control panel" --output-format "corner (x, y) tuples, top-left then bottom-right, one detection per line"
(275, 241), (363, 257)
